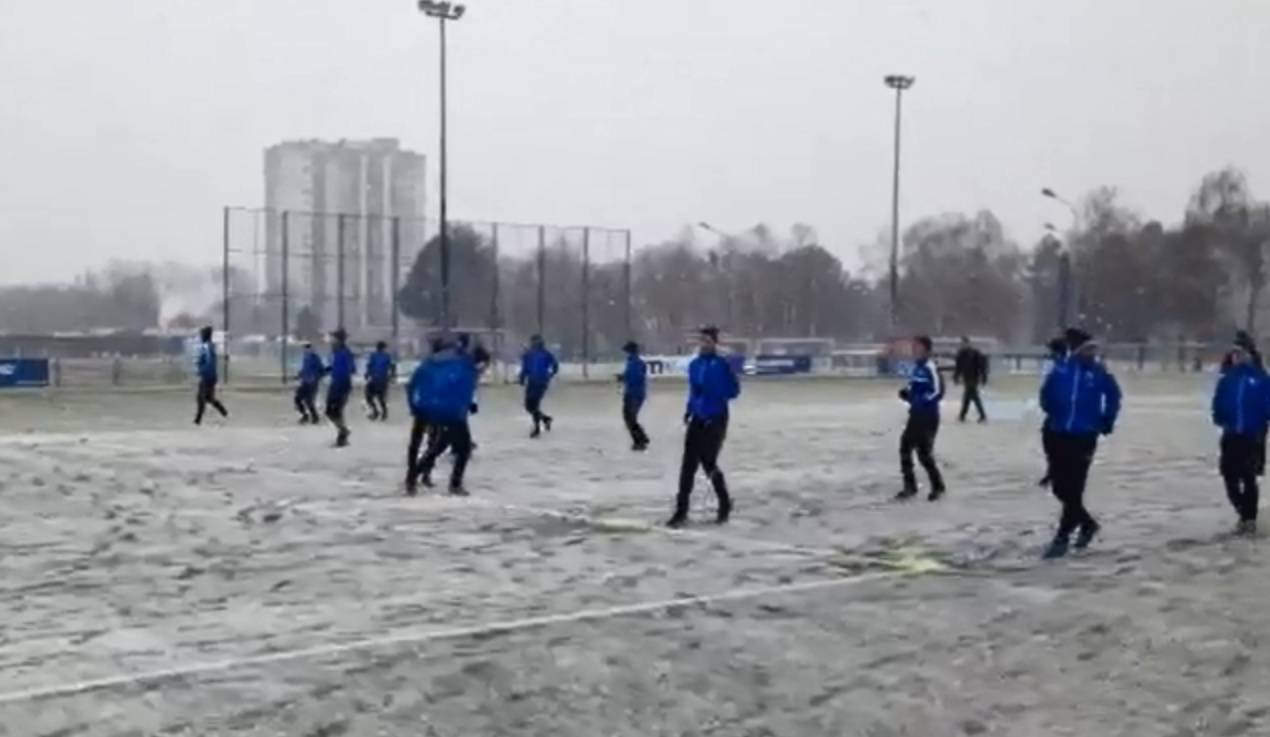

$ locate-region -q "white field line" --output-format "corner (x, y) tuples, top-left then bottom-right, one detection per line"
(0, 570), (903, 707)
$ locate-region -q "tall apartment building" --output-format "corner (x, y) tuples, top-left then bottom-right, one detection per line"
(264, 138), (427, 333)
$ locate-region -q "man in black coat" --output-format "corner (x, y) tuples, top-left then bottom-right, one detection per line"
(953, 336), (989, 423)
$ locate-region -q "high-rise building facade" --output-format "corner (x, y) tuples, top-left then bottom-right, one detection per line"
(264, 138), (426, 333)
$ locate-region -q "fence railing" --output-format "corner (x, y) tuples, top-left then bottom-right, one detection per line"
(223, 207), (632, 384)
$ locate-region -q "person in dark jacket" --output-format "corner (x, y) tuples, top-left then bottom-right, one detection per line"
(326, 329), (356, 447)
(194, 326), (228, 425)
(364, 341), (395, 421)
(1223, 331), (1267, 477)
(406, 334), (479, 496)
(1212, 341), (1270, 535)
(617, 341), (650, 451)
(953, 336), (989, 423)
(519, 335), (559, 438)
(668, 326), (740, 528)
(1039, 328), (1121, 559)
(896, 335), (947, 501)
(294, 343), (324, 424)
(404, 336), (444, 490)
(1037, 336), (1069, 488)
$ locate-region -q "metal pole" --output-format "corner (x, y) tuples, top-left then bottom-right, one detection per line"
(489, 223), (501, 334)
(536, 224), (546, 334)
(888, 85), (904, 330)
(1057, 252), (1072, 330)
(281, 211), (290, 385)
(391, 216), (401, 352)
(623, 229), (633, 339)
(438, 16), (451, 328)
(221, 206), (231, 384)
(582, 228), (590, 379)
(337, 213), (347, 330)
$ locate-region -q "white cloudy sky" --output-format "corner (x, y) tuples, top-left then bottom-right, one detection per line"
(1, 0), (1267, 283)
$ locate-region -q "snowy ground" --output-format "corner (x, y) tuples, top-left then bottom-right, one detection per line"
(4, 374), (1268, 736)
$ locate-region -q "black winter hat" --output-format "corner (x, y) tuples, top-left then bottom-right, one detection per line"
(1064, 327), (1093, 350)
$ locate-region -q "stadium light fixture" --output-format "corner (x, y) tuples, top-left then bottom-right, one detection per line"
(883, 74), (915, 330)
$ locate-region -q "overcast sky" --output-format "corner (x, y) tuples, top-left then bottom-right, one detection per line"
(1, 0), (1267, 284)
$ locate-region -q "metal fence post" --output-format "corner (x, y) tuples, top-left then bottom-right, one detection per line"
(623, 228), (633, 340)
(391, 216), (401, 354)
(222, 206), (231, 384)
(281, 210), (290, 385)
(536, 225), (546, 335)
(337, 213), (347, 330)
(490, 222), (501, 335)
(582, 227), (590, 379)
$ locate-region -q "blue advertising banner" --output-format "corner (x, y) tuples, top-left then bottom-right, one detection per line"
(752, 355), (813, 375)
(0, 358), (51, 388)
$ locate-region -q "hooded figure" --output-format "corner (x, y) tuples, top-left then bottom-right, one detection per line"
(618, 340), (650, 451)
(1038, 327), (1121, 559)
(668, 326), (740, 528)
(1213, 340), (1270, 534)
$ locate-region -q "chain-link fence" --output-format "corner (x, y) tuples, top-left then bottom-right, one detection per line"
(222, 207), (631, 384)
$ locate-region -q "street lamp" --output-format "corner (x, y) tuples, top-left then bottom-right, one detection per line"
(884, 75), (915, 330)
(418, 0), (466, 328)
(1041, 188), (1079, 329)
(695, 221), (737, 332)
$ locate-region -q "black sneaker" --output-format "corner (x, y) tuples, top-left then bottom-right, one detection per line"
(665, 515), (687, 529)
(335, 430), (351, 448)
(928, 487), (946, 502)
(894, 488), (918, 501)
(420, 474), (434, 489)
(1042, 536), (1070, 560)
(716, 500), (733, 525)
(543, 416), (554, 432)
(1074, 521), (1100, 550)
(530, 427), (541, 439)
(448, 486), (469, 497)
(405, 479), (418, 497)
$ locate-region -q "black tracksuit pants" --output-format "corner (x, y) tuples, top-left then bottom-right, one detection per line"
(900, 412), (945, 492)
(365, 380), (389, 420)
(675, 416), (731, 519)
(623, 396), (649, 447)
(1049, 432), (1099, 539)
(959, 382), (986, 422)
(525, 384), (551, 430)
(406, 416), (433, 484)
(294, 383), (319, 422)
(1221, 433), (1261, 523)
(195, 379), (228, 425)
(417, 420), (473, 490)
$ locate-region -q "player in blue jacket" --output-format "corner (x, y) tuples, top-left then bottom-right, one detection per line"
(896, 335), (947, 501)
(618, 341), (650, 451)
(326, 329), (356, 447)
(406, 334), (478, 495)
(1038, 328), (1121, 558)
(193, 325), (228, 425)
(294, 342), (325, 424)
(364, 341), (395, 422)
(519, 335), (559, 438)
(1212, 340), (1270, 535)
(668, 326), (740, 528)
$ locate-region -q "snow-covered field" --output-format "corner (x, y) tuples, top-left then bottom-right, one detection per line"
(4, 375), (1267, 736)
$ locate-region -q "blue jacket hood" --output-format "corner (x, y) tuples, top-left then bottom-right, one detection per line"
(1213, 362), (1270, 436)
(408, 349), (478, 423)
(686, 353), (740, 421)
(1040, 356), (1122, 435)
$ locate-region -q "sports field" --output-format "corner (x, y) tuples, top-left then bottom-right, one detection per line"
(4, 374), (1266, 736)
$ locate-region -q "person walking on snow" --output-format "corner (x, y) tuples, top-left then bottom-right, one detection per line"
(953, 335), (989, 423)
(294, 342), (324, 424)
(193, 326), (228, 425)
(519, 335), (559, 438)
(667, 326), (740, 528)
(364, 341), (395, 421)
(1038, 328), (1121, 559)
(618, 341), (650, 451)
(1212, 340), (1270, 536)
(896, 335), (947, 501)
(406, 334), (478, 496)
(326, 329), (356, 447)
